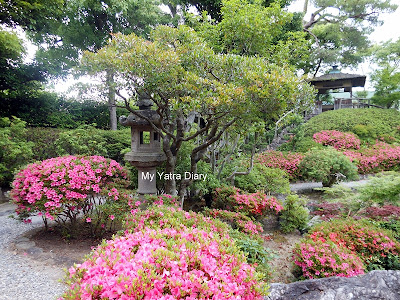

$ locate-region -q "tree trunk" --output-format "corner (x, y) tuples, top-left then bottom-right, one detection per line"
(106, 71), (117, 131)
(162, 135), (177, 195)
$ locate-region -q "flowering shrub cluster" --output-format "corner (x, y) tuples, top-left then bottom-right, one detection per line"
(204, 208), (264, 235)
(293, 239), (365, 279)
(144, 193), (180, 207)
(61, 203), (269, 299)
(256, 150), (304, 179)
(343, 142), (400, 174)
(213, 186), (283, 218)
(293, 219), (400, 279)
(11, 155), (128, 231)
(61, 227), (267, 299)
(313, 130), (361, 150)
(125, 204), (230, 236)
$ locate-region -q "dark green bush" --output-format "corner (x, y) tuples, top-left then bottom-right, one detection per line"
(0, 117), (34, 187)
(25, 127), (63, 161)
(299, 147), (358, 187)
(303, 108), (400, 142)
(279, 194), (309, 233)
(54, 126), (130, 163)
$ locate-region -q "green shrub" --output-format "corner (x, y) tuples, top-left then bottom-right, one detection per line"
(25, 127), (63, 161)
(292, 137), (323, 153)
(299, 147), (358, 187)
(353, 124), (377, 140)
(279, 194), (309, 233)
(303, 108), (400, 142)
(54, 125), (130, 163)
(229, 230), (276, 281)
(359, 172), (400, 205)
(234, 163), (290, 194)
(0, 117), (34, 187)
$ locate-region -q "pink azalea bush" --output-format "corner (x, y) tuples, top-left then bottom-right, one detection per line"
(204, 208), (264, 235)
(125, 204), (231, 236)
(256, 151), (304, 179)
(343, 142), (400, 174)
(293, 218), (400, 279)
(213, 186), (283, 219)
(313, 130), (361, 150)
(10, 155), (128, 230)
(61, 205), (269, 299)
(293, 239), (365, 279)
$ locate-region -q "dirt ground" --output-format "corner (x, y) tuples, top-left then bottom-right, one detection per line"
(10, 226), (105, 270)
(263, 231), (303, 283)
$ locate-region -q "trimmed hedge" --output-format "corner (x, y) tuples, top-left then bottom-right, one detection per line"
(303, 108), (400, 142)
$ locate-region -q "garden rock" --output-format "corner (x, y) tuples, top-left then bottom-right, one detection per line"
(266, 270), (400, 300)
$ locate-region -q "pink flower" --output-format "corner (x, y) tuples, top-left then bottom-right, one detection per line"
(86, 218), (92, 223)
(109, 215), (115, 221)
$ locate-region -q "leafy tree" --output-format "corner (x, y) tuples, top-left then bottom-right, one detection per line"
(0, 0), (64, 31)
(31, 0), (173, 130)
(81, 25), (315, 199)
(175, 0), (291, 22)
(188, 0), (310, 68)
(370, 38), (400, 108)
(0, 29), (52, 124)
(301, 0), (397, 75)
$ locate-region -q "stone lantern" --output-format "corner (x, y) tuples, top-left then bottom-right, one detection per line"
(119, 92), (166, 194)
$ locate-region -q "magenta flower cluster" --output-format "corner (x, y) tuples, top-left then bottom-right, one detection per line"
(313, 130), (361, 150)
(256, 151), (304, 179)
(343, 141), (400, 173)
(293, 219), (400, 279)
(214, 187), (283, 218)
(231, 190), (283, 217)
(293, 239), (365, 279)
(11, 155), (128, 225)
(205, 209), (264, 235)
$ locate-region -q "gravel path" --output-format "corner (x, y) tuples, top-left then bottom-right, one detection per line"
(0, 203), (66, 300)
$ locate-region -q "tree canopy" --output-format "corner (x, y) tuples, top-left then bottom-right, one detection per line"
(370, 38), (400, 108)
(81, 25), (315, 195)
(302, 0), (397, 75)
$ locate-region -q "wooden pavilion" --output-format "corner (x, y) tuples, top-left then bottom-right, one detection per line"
(309, 66), (368, 114)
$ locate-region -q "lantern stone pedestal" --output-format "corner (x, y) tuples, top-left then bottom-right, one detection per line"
(119, 96), (166, 195)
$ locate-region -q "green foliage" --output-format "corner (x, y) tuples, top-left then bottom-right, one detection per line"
(302, 0), (397, 74)
(25, 127), (62, 161)
(370, 38), (400, 109)
(303, 108), (400, 142)
(359, 172), (400, 205)
(86, 190), (134, 237)
(54, 126), (130, 163)
(34, 0), (173, 76)
(0, 93), (114, 129)
(0, 117), (34, 187)
(299, 147), (358, 187)
(279, 194), (309, 233)
(233, 163), (290, 195)
(82, 25), (315, 195)
(229, 229), (276, 281)
(190, 0), (310, 68)
(0, 0), (64, 32)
